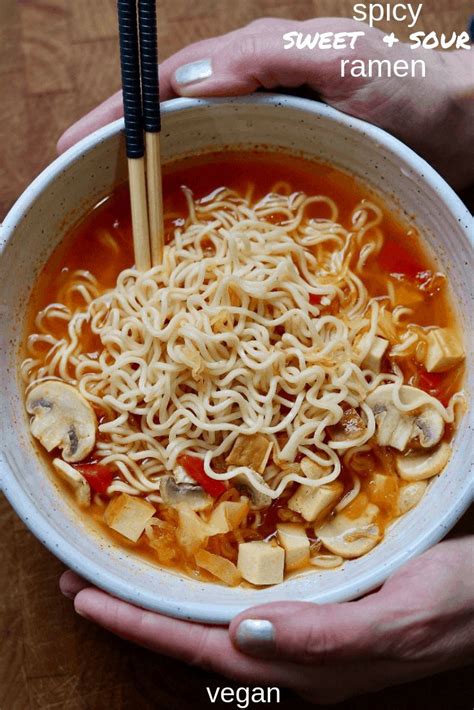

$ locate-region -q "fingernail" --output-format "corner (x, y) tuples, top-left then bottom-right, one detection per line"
(61, 588), (76, 600)
(59, 570), (89, 600)
(175, 58), (213, 86)
(59, 576), (78, 600)
(235, 619), (276, 657)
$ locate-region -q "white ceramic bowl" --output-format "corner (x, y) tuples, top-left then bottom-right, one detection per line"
(1, 95), (473, 624)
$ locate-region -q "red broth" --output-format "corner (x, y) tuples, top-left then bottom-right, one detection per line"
(23, 151), (464, 583)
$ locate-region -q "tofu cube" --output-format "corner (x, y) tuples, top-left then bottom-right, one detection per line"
(300, 456), (327, 479)
(288, 481), (343, 522)
(361, 335), (389, 373)
(368, 473), (399, 511)
(277, 523), (310, 571)
(424, 328), (464, 373)
(104, 493), (155, 542)
(237, 541), (284, 585)
(226, 433), (273, 473)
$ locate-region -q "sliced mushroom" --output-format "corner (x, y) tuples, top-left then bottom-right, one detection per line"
(174, 464), (196, 485)
(52, 458), (91, 507)
(26, 381), (96, 462)
(160, 475), (212, 511)
(414, 409), (444, 448)
(232, 472), (272, 510)
(398, 481), (428, 514)
(316, 502), (381, 559)
(396, 442), (451, 481)
(366, 384), (444, 451)
(329, 407), (366, 442)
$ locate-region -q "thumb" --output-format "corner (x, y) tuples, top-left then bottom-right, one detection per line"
(229, 597), (386, 663)
(170, 18), (369, 98)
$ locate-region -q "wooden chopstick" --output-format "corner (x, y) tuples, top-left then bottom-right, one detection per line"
(127, 156), (151, 271)
(117, 0), (151, 272)
(138, 0), (165, 266)
(117, 0), (164, 271)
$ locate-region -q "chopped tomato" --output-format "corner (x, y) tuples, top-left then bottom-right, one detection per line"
(178, 454), (227, 497)
(418, 370), (444, 389)
(309, 293), (322, 305)
(74, 463), (114, 494)
(417, 370), (448, 405)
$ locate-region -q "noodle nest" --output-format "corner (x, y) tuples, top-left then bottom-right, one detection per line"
(22, 185), (455, 501)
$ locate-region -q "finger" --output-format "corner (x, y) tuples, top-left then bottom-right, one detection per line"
(229, 597), (388, 663)
(73, 588), (437, 702)
(56, 44), (193, 155)
(56, 37), (225, 155)
(57, 92), (123, 154)
(59, 569), (90, 599)
(73, 587), (309, 687)
(56, 21), (273, 154)
(170, 18), (371, 98)
(157, 18), (298, 98)
(57, 17), (366, 154)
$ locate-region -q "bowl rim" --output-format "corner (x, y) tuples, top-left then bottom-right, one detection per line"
(2, 94), (472, 241)
(1, 93), (473, 624)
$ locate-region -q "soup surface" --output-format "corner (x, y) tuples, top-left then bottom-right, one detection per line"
(21, 151), (465, 587)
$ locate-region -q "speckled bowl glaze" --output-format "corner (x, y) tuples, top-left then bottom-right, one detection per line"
(1, 95), (473, 624)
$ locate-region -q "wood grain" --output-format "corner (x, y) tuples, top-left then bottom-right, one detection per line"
(0, 1), (473, 707)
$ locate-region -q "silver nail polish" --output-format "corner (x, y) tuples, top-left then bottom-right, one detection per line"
(235, 619), (276, 656)
(175, 58), (213, 86)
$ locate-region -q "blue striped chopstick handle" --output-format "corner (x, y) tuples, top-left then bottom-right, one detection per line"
(138, 0), (161, 133)
(117, 0), (144, 158)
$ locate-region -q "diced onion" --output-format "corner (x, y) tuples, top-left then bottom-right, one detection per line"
(309, 554), (343, 569)
(195, 549), (241, 586)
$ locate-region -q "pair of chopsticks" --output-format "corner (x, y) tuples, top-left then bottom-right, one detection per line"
(118, 0), (164, 271)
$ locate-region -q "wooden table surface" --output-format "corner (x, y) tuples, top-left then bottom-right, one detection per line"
(1, 1), (472, 708)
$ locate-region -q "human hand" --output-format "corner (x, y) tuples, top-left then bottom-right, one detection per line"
(60, 537), (474, 704)
(57, 17), (474, 189)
